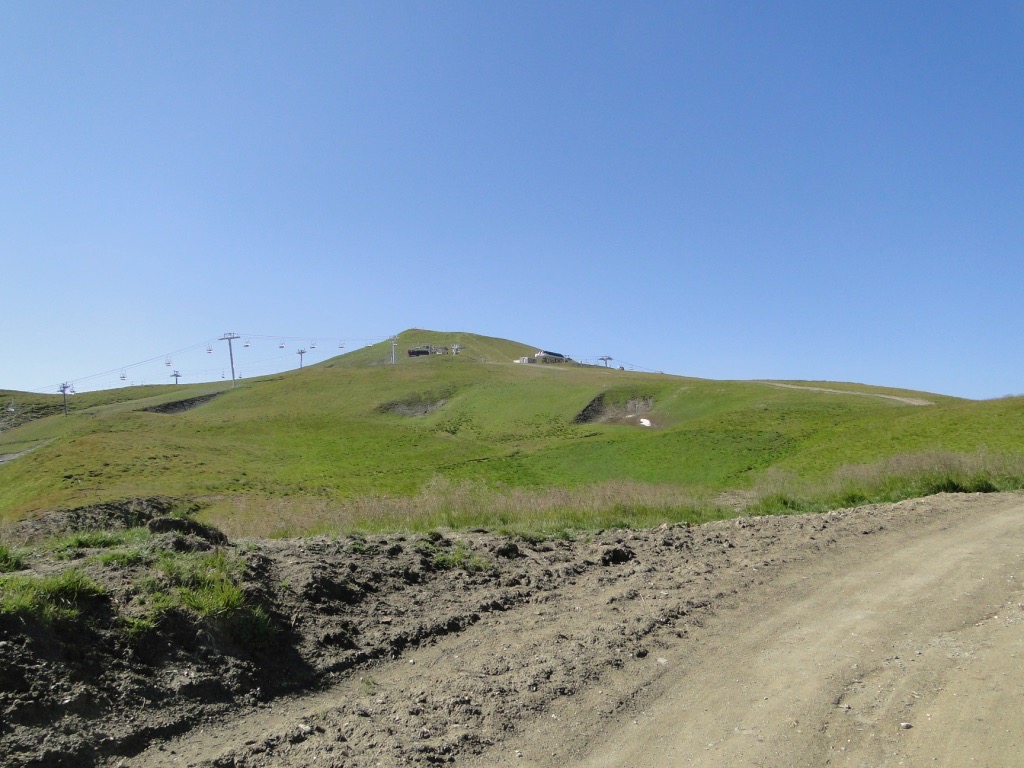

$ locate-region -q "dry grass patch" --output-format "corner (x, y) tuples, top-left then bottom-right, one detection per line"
(750, 450), (1024, 514)
(207, 478), (728, 538)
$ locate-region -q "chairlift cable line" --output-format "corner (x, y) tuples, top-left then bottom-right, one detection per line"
(24, 340), (213, 394)
(612, 359), (662, 373)
(24, 331), (394, 395)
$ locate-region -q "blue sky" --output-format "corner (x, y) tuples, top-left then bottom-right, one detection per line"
(3, 2), (1022, 399)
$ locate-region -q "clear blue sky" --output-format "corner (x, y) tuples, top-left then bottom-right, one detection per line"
(3, 2), (1022, 399)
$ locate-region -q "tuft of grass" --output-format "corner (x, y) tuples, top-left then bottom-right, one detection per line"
(50, 528), (151, 559)
(144, 550), (242, 609)
(134, 549), (275, 643)
(0, 543), (26, 573)
(119, 614), (157, 639)
(169, 500), (204, 520)
(179, 577), (245, 616)
(0, 568), (106, 622)
(431, 541), (494, 573)
(94, 548), (149, 568)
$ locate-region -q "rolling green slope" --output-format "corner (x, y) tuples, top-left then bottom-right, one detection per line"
(1, 329), (1022, 531)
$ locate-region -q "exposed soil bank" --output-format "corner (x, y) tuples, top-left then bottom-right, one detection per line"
(573, 394), (654, 425)
(1, 493), (1021, 767)
(141, 394), (220, 415)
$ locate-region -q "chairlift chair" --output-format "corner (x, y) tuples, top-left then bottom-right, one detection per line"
(278, 341), (286, 349)
(244, 339), (251, 348)
(310, 340), (317, 350)
(206, 345), (213, 354)
(165, 357), (172, 366)
(119, 369), (127, 381)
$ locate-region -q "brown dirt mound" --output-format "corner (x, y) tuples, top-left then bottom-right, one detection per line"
(2, 498), (190, 546)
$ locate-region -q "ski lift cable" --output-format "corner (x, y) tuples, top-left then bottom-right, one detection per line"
(238, 333), (389, 344)
(25, 340), (214, 394)
(180, 351), (299, 378)
(612, 359), (662, 373)
(25, 331), (388, 395)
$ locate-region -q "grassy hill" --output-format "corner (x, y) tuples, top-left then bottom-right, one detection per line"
(2, 328), (1023, 535)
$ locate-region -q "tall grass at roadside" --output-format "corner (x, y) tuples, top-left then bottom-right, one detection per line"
(208, 449), (1024, 537)
(211, 478), (734, 538)
(750, 450), (1024, 515)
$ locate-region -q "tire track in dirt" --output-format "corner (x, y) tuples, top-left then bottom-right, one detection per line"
(756, 381), (934, 406)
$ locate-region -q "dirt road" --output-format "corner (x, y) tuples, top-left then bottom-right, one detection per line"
(4, 493), (1021, 767)
(113, 494), (1023, 768)
(476, 494), (1023, 767)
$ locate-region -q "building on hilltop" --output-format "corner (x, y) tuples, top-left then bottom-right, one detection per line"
(407, 343), (462, 357)
(514, 350), (572, 365)
(535, 350), (570, 364)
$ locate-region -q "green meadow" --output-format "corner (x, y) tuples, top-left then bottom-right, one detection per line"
(2, 329), (1022, 535)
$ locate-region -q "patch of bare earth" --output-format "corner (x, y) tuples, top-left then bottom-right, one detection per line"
(2, 493), (1021, 767)
(572, 395), (654, 426)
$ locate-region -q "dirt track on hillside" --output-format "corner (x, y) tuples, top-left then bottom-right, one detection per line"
(3, 493), (1022, 767)
(756, 381), (935, 406)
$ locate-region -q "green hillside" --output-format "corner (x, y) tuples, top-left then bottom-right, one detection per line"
(2, 329), (1022, 534)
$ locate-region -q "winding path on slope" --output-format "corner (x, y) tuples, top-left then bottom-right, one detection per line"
(756, 380), (935, 406)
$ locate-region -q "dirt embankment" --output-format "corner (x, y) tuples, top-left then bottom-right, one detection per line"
(573, 394), (654, 426)
(1, 493), (1021, 767)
